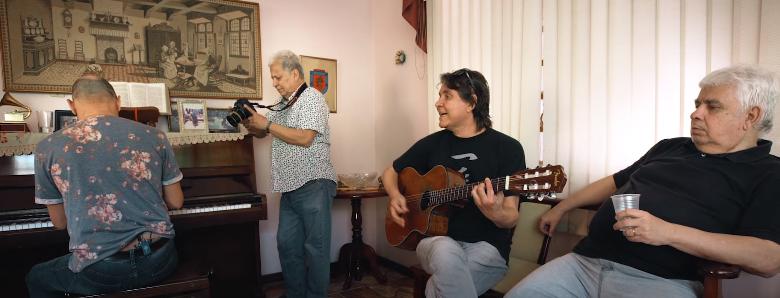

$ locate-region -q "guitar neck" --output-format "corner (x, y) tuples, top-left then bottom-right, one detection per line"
(427, 176), (510, 207)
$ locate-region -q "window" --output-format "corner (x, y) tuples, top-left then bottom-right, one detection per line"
(229, 17), (251, 57)
(196, 21), (214, 51)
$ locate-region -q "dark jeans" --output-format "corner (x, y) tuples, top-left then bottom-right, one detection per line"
(26, 239), (178, 298)
(278, 179), (337, 298)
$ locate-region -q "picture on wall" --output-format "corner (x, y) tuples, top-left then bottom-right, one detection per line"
(0, 0), (263, 100)
(178, 99), (208, 133)
(300, 55), (337, 113)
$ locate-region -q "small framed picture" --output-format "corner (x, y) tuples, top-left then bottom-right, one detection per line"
(300, 55), (337, 113)
(208, 108), (240, 133)
(168, 100), (180, 132)
(54, 110), (77, 132)
(178, 99), (208, 133)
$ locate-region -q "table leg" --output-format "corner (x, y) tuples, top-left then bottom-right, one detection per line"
(338, 196), (387, 290)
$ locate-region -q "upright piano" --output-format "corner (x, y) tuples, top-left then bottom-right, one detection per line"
(0, 137), (267, 297)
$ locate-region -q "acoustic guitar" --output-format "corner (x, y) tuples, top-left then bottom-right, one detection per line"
(385, 165), (567, 250)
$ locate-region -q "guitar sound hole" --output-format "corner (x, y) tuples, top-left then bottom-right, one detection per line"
(420, 191), (431, 210)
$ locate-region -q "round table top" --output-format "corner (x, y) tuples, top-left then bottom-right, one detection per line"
(335, 188), (387, 199)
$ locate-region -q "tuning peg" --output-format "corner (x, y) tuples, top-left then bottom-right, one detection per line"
(550, 193), (557, 199)
(528, 195), (536, 201)
(538, 195), (544, 201)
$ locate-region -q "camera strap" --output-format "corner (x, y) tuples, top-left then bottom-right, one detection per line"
(264, 82), (307, 112)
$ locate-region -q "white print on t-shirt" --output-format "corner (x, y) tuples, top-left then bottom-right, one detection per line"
(451, 153), (478, 181)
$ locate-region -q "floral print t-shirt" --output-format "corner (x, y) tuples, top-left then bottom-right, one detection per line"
(34, 115), (183, 272)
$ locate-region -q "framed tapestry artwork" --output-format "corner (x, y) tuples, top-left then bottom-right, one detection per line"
(207, 108), (239, 132)
(300, 55), (337, 113)
(178, 99), (208, 133)
(54, 110), (76, 131)
(0, 0), (263, 100)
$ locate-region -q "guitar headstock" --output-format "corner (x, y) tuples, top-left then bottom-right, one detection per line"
(506, 165), (567, 198)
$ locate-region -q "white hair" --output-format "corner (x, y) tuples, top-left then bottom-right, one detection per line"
(699, 65), (780, 134)
(268, 50), (304, 78)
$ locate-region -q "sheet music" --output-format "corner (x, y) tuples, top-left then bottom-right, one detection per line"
(109, 81), (171, 115)
(109, 82), (129, 104)
(145, 83), (170, 114)
(127, 83), (148, 108)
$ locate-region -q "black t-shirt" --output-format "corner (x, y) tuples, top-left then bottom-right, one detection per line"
(393, 128), (526, 261)
(574, 137), (780, 280)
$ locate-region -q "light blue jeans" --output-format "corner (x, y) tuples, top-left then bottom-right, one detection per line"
(278, 179), (337, 298)
(417, 236), (509, 298)
(26, 239), (177, 297)
(505, 253), (703, 298)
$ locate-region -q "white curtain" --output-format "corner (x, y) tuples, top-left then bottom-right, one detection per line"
(428, 0), (780, 195)
(426, 0), (543, 167)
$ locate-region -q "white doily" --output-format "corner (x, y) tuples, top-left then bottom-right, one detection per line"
(0, 132), (248, 156)
(166, 132), (246, 146)
(0, 133), (51, 156)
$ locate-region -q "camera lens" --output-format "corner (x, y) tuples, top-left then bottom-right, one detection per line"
(225, 98), (254, 127)
(226, 111), (243, 127)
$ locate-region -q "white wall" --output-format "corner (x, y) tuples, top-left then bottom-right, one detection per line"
(371, 0), (430, 266)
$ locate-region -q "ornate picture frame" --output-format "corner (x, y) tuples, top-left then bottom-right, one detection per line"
(178, 99), (208, 133)
(0, 0), (263, 100)
(300, 55), (337, 113)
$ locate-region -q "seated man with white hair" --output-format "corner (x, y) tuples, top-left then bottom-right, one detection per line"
(506, 65), (780, 298)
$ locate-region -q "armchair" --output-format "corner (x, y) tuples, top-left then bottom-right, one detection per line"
(700, 260), (741, 298)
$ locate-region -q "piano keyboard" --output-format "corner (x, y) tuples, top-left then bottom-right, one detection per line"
(0, 203), (254, 232)
(0, 220), (54, 231)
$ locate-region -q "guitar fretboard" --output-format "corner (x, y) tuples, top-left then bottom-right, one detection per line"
(422, 168), (557, 207)
(425, 176), (509, 206)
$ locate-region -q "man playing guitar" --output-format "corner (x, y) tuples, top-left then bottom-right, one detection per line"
(384, 68), (526, 298)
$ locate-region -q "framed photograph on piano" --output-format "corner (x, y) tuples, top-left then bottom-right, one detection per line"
(54, 110), (77, 132)
(207, 108), (239, 133)
(178, 99), (208, 133)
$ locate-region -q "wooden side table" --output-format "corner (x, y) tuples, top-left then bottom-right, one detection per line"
(336, 188), (388, 289)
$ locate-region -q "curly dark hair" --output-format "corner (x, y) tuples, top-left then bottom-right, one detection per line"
(439, 68), (491, 130)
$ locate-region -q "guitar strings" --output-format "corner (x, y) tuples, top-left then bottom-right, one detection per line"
(402, 176), (551, 204)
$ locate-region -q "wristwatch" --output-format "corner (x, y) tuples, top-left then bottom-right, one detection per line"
(264, 121), (273, 133)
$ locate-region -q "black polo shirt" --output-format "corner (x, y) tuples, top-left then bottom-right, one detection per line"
(574, 137), (780, 281)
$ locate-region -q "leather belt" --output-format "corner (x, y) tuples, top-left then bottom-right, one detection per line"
(104, 238), (170, 260)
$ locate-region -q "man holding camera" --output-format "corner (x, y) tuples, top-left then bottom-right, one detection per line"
(241, 50), (337, 298)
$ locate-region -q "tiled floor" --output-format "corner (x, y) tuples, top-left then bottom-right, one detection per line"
(264, 266), (415, 298)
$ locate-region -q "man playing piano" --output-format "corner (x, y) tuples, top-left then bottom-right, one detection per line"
(26, 76), (185, 297)
(241, 50), (338, 298)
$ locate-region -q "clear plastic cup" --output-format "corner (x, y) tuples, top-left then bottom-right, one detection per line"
(611, 194), (640, 212)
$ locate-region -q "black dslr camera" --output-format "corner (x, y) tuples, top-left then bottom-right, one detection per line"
(225, 98), (257, 127)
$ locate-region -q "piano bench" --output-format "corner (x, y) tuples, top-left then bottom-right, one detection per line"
(82, 265), (212, 298)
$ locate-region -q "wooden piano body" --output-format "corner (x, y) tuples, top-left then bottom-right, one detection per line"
(0, 137), (267, 297)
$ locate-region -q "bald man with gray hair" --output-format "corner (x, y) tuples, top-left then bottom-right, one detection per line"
(26, 76), (184, 297)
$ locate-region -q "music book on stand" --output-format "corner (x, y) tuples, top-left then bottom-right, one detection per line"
(109, 82), (171, 115)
